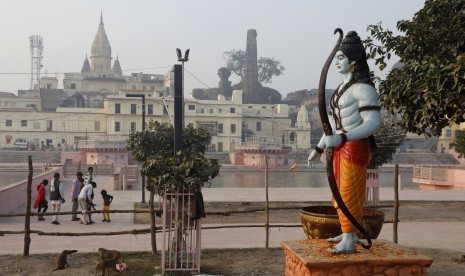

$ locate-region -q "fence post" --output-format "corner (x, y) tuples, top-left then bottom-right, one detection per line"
(393, 164), (399, 244)
(265, 154), (269, 249)
(23, 156), (33, 256)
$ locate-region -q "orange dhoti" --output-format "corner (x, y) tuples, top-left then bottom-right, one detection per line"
(332, 139), (370, 233)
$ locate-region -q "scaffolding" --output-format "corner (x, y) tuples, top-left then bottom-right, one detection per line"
(29, 35), (44, 90)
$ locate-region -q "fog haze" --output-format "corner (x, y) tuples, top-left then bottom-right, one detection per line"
(0, 0), (425, 97)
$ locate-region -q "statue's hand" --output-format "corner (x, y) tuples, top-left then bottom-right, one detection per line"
(308, 150), (321, 168)
(325, 134), (342, 148)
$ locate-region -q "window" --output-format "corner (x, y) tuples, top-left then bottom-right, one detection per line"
(150, 86), (155, 90)
(70, 83), (76, 89)
(95, 121), (100, 131)
(131, 122), (136, 132)
(6, 119), (12, 127)
(163, 105), (168, 114)
(218, 124), (223, 134)
(210, 109), (214, 114)
(131, 104), (137, 114)
(230, 107), (236, 113)
(200, 108), (205, 114)
(115, 122), (121, 132)
(446, 129), (452, 137)
(46, 84), (52, 89)
(218, 109), (222, 113)
(46, 120), (52, 131)
(143, 86), (146, 90)
(148, 104), (153, 115)
(132, 85), (136, 89)
(188, 104), (195, 110)
(256, 122), (262, 131)
(115, 103), (121, 114)
(231, 124), (236, 134)
(21, 120), (27, 127)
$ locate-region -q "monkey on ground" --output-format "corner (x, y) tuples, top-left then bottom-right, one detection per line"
(94, 258), (120, 276)
(52, 250), (78, 271)
(98, 247), (123, 263)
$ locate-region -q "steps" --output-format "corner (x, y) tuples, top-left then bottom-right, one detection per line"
(0, 151), (61, 164)
(205, 152), (231, 164)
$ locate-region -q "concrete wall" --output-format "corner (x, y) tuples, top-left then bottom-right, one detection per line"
(0, 167), (63, 213)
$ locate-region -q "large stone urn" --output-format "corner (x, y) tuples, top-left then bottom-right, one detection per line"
(300, 205), (384, 240)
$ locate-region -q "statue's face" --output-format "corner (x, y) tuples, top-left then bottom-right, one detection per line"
(335, 51), (349, 74)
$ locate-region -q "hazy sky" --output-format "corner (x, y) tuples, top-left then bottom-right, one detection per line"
(0, 0), (425, 97)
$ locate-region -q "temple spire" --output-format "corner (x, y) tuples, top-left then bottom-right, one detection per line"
(90, 13), (112, 72)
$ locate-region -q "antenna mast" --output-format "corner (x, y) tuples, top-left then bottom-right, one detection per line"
(29, 35), (44, 90)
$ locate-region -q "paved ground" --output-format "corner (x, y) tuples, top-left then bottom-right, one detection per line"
(1, 175), (465, 255)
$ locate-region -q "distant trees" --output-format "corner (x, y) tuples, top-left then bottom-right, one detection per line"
(450, 129), (465, 158)
(222, 49), (285, 84)
(370, 117), (407, 168)
(364, 0), (465, 137)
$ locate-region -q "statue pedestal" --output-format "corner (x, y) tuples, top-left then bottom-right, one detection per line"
(281, 239), (432, 276)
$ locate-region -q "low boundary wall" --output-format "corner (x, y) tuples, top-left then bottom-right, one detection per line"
(0, 167), (63, 213)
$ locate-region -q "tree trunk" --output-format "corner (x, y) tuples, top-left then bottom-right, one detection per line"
(149, 190), (157, 255)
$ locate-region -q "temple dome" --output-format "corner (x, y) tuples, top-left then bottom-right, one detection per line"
(90, 13), (112, 72)
(112, 56), (122, 76)
(81, 54), (91, 74)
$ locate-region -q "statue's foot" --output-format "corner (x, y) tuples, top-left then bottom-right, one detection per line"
(327, 232), (359, 243)
(329, 232), (357, 254)
(327, 233), (343, 243)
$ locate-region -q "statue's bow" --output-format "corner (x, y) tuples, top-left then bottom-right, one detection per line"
(317, 28), (372, 250)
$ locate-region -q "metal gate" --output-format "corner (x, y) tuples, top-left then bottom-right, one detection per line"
(161, 186), (201, 273)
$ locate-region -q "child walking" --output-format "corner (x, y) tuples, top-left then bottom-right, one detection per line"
(100, 189), (113, 222)
(33, 179), (49, 220)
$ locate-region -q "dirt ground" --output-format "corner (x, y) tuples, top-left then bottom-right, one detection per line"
(1, 201), (464, 275)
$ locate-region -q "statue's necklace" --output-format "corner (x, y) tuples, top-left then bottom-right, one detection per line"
(329, 79), (357, 131)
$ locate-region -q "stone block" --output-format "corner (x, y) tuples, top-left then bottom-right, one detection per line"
(281, 239), (432, 276)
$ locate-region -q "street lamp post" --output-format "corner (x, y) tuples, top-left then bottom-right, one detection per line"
(176, 48), (189, 125)
(126, 93), (146, 204)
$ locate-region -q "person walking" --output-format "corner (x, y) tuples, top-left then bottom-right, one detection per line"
(33, 179), (49, 221)
(70, 172), (84, 221)
(49, 172), (65, 225)
(78, 181), (96, 225)
(85, 166), (94, 185)
(100, 189), (113, 222)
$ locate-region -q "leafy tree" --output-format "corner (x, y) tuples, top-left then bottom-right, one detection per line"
(450, 129), (465, 158)
(364, 0), (465, 137)
(192, 88), (220, 100)
(222, 49), (285, 84)
(370, 117), (407, 168)
(126, 121), (220, 257)
(260, 86), (282, 104)
(126, 121), (211, 161)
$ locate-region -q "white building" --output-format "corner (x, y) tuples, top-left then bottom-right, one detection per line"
(0, 14), (309, 155)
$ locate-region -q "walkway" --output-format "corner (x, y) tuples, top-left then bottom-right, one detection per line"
(1, 175), (465, 255)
